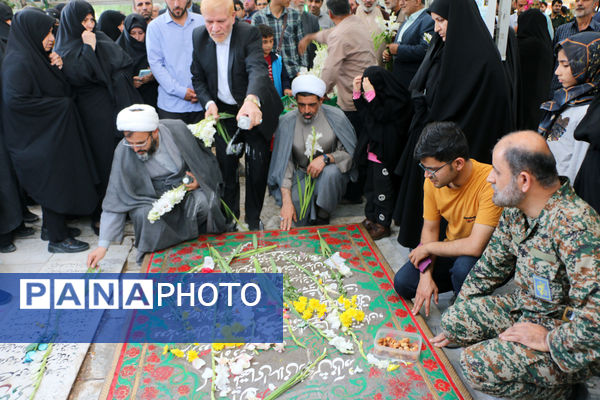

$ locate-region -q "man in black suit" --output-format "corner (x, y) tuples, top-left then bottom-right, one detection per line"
(191, 0), (282, 230)
(382, 0), (433, 89)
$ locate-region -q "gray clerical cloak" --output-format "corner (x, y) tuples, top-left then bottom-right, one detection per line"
(102, 119), (226, 255)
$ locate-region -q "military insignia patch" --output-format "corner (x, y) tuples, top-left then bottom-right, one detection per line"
(533, 275), (552, 301)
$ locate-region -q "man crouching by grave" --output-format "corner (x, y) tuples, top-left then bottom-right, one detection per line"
(87, 104), (226, 267)
(431, 131), (600, 399)
(268, 75), (357, 230)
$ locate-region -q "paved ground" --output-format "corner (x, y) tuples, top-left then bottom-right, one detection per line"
(2, 177), (598, 399)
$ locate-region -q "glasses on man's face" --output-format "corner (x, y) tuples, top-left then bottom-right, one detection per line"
(418, 161), (450, 178)
(122, 134), (152, 149)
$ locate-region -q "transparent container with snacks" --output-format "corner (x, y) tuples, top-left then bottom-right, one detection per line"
(372, 328), (422, 362)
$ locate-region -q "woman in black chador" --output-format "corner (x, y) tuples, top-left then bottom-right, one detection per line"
(2, 9), (98, 253)
(116, 13), (158, 108)
(97, 10), (125, 41)
(55, 0), (141, 233)
(392, 0), (514, 249)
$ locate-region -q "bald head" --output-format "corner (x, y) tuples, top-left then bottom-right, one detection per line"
(493, 130), (558, 188)
(201, 0), (235, 14)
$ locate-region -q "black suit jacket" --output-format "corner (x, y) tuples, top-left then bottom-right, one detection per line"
(392, 11), (434, 89)
(191, 21), (283, 140)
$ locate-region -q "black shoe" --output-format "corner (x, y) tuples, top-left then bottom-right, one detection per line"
(91, 220), (100, 236)
(48, 237), (89, 253)
(41, 227), (81, 241)
(340, 196), (363, 205)
(22, 210), (40, 223)
(309, 217), (330, 226)
(13, 225), (35, 238)
(0, 243), (16, 253)
(247, 220), (262, 231)
(0, 290), (12, 305)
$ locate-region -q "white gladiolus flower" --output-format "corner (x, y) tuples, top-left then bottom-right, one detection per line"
(325, 252), (353, 277)
(329, 335), (354, 354)
(304, 128), (323, 160)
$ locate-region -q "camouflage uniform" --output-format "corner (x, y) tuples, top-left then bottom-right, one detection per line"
(440, 179), (600, 399)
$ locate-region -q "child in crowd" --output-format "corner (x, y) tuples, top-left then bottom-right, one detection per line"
(538, 31), (600, 213)
(257, 24), (292, 98)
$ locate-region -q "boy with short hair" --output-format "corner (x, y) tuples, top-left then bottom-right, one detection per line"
(258, 24), (292, 97)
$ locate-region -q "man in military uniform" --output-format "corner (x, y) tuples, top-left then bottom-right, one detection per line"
(431, 131), (600, 399)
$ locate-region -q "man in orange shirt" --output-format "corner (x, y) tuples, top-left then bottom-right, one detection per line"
(393, 122), (503, 316)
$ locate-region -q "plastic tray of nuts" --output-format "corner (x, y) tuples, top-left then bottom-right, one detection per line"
(372, 328), (422, 362)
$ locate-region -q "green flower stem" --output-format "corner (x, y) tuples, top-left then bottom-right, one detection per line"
(264, 348), (327, 400)
(348, 330), (368, 361)
(220, 199), (248, 231)
(29, 343), (53, 400)
(234, 245), (277, 260)
(285, 317), (306, 349)
(211, 349), (216, 400)
(269, 258), (278, 273)
(209, 245), (233, 273)
(317, 231), (332, 258)
(283, 255), (336, 308)
(284, 295), (329, 341)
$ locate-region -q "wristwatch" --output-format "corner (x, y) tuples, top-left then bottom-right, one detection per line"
(244, 95), (261, 109)
(323, 154), (331, 165)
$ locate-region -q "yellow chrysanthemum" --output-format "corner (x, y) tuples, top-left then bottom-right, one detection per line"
(162, 344), (169, 355)
(212, 343), (225, 351)
(187, 350), (199, 362)
(170, 348), (185, 358)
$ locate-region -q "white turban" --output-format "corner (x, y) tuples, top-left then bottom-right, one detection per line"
(116, 104), (159, 132)
(291, 74), (326, 98)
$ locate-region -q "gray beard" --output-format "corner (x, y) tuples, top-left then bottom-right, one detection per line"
(301, 116), (313, 124)
(136, 152), (150, 162)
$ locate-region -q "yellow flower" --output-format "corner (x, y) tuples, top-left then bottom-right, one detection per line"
(308, 298), (320, 310)
(337, 295), (344, 304)
(293, 300), (306, 313)
(162, 344), (169, 355)
(170, 348), (185, 358)
(355, 310), (365, 322)
(387, 364), (399, 372)
(298, 296), (308, 304)
(351, 295), (358, 307)
(343, 299), (351, 309)
(212, 343), (225, 351)
(187, 350), (199, 362)
(302, 309), (313, 320)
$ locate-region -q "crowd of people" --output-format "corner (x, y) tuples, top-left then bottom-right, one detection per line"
(1, 0), (600, 396)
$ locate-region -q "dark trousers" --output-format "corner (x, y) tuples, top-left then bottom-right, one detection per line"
(42, 207), (68, 242)
(343, 110), (366, 201)
(393, 255), (479, 299)
(215, 102), (270, 228)
(157, 108), (204, 124)
(364, 161), (397, 227)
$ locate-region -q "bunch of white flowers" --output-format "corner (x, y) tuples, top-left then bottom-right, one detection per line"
(373, 13), (401, 51)
(309, 42), (328, 78)
(188, 115), (217, 147)
(147, 184), (187, 223)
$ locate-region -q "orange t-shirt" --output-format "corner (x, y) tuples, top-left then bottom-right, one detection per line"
(423, 160), (503, 241)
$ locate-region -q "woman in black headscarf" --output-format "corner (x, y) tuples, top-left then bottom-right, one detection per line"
(518, 9), (553, 130)
(55, 0), (141, 233)
(116, 13), (157, 107)
(353, 66), (413, 240)
(97, 10), (125, 41)
(2, 8), (98, 252)
(0, 3), (11, 45)
(392, 0), (514, 249)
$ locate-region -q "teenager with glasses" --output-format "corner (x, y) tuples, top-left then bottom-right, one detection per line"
(393, 121), (503, 317)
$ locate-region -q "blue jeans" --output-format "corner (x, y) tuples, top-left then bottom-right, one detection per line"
(393, 256), (479, 300)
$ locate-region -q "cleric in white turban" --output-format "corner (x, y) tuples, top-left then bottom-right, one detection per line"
(87, 105), (227, 267)
(266, 75), (358, 231)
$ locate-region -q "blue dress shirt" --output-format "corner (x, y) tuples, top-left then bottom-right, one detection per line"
(146, 11), (205, 113)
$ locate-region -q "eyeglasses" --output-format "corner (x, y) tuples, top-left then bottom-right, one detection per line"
(122, 134), (152, 149)
(418, 161), (450, 178)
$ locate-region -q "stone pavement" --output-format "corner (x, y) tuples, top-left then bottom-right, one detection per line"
(2, 184), (598, 400)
